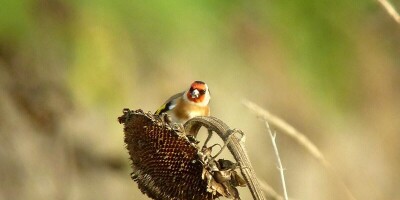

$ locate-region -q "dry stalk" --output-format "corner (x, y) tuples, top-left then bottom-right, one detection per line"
(377, 0), (400, 24)
(242, 100), (357, 200)
(265, 122), (288, 200)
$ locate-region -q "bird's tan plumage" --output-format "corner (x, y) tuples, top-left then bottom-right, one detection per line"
(172, 98), (210, 123)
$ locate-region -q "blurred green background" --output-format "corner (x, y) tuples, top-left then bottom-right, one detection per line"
(1, 0), (399, 199)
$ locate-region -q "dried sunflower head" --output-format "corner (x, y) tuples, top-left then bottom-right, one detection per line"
(119, 109), (217, 200)
(118, 109), (245, 200)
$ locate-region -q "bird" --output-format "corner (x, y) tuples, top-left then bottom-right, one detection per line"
(155, 81), (211, 124)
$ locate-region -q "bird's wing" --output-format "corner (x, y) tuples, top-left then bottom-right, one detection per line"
(155, 92), (184, 115)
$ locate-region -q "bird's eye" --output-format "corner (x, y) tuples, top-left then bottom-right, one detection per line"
(199, 90), (206, 95)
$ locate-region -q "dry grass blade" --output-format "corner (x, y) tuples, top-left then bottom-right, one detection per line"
(377, 0), (400, 24)
(242, 100), (328, 166)
(242, 99), (357, 200)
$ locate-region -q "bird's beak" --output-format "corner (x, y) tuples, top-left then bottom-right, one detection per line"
(191, 89), (200, 98)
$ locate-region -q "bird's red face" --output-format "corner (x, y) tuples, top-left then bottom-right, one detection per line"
(186, 81), (208, 103)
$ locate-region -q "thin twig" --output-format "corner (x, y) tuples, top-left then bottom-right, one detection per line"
(242, 99), (357, 200)
(265, 122), (288, 200)
(377, 0), (400, 24)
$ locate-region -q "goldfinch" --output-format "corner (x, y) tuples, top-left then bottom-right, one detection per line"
(155, 81), (211, 124)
